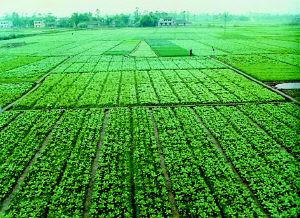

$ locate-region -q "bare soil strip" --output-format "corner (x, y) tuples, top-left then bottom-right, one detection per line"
(3, 57), (73, 111)
(0, 111), (65, 214)
(192, 109), (269, 217)
(149, 109), (180, 218)
(236, 108), (293, 157)
(210, 56), (300, 105)
(83, 110), (109, 218)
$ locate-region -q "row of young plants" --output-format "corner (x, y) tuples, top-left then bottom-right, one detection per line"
(0, 55), (43, 73)
(0, 56), (67, 83)
(172, 107), (263, 216)
(238, 103), (300, 158)
(131, 108), (172, 216)
(4, 110), (86, 216)
(0, 111), (20, 130)
(0, 110), (62, 203)
(89, 109), (133, 217)
(0, 82), (34, 107)
(194, 106), (298, 216)
(151, 107), (222, 216)
(215, 54), (300, 81)
(46, 109), (105, 216)
(14, 69), (284, 109)
(104, 40), (140, 55)
(202, 68), (285, 102)
(53, 56), (224, 73)
(217, 106), (298, 185)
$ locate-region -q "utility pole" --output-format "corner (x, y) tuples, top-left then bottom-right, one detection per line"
(224, 12), (229, 35)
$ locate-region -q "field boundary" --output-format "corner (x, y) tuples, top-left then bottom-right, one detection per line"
(83, 110), (109, 218)
(209, 56), (300, 105)
(0, 111), (65, 214)
(3, 56), (73, 111)
(150, 109), (180, 218)
(8, 100), (290, 112)
(192, 109), (269, 217)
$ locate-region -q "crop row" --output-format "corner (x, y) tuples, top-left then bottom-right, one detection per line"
(195, 105), (298, 216)
(104, 40), (140, 55)
(238, 104), (300, 158)
(0, 55), (43, 73)
(151, 107), (263, 216)
(15, 69), (284, 109)
(0, 82), (33, 107)
(0, 56), (68, 83)
(215, 54), (300, 81)
(0, 110), (62, 202)
(1, 40), (120, 57)
(0, 103), (298, 217)
(53, 56), (224, 73)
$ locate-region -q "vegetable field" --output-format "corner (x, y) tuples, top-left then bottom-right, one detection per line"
(0, 26), (299, 217)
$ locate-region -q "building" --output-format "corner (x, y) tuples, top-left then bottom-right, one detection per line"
(0, 20), (13, 28)
(158, 18), (176, 27)
(34, 21), (45, 28)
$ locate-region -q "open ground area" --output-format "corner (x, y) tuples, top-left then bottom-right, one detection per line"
(0, 25), (299, 217)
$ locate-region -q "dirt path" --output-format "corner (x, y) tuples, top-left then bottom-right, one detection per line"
(150, 109), (180, 218)
(83, 110), (109, 218)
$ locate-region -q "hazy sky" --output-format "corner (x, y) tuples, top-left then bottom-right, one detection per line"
(1, 0), (300, 17)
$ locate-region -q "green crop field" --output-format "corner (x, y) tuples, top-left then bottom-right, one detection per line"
(0, 25), (299, 217)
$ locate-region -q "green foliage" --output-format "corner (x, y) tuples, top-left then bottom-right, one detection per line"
(0, 82), (33, 107)
(147, 40), (189, 57)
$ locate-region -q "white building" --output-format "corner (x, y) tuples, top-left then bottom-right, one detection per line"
(158, 18), (176, 27)
(0, 20), (13, 28)
(34, 21), (45, 28)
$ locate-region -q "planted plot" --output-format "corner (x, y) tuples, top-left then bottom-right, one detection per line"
(146, 40), (189, 57)
(0, 110), (62, 203)
(130, 41), (157, 57)
(216, 54), (300, 81)
(0, 56), (44, 73)
(3, 110), (86, 217)
(104, 40), (140, 55)
(0, 56), (67, 82)
(0, 82), (33, 107)
(14, 69), (284, 109)
(195, 105), (298, 216)
(172, 40), (226, 56)
(53, 56), (224, 73)
(152, 107), (263, 216)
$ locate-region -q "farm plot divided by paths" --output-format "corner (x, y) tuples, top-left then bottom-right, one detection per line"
(0, 27), (299, 217)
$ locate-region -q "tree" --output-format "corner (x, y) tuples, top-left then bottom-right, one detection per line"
(11, 12), (21, 27)
(134, 7), (140, 24)
(71, 13), (80, 27)
(139, 13), (158, 27)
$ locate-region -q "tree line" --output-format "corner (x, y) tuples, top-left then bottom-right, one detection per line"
(1, 9), (299, 28)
